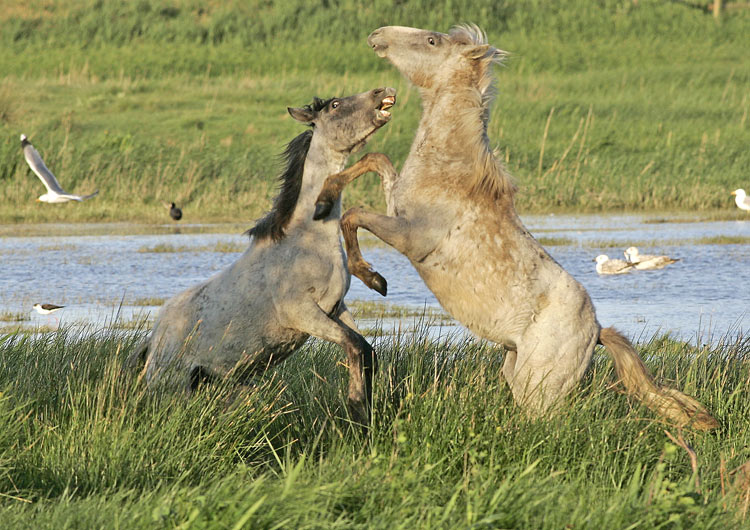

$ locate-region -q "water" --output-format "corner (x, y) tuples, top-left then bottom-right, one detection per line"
(1, 214), (748, 343)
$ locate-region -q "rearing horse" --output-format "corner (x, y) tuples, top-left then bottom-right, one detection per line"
(139, 87), (396, 424)
(314, 26), (717, 429)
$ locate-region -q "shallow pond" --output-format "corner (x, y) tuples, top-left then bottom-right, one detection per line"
(0, 214), (748, 343)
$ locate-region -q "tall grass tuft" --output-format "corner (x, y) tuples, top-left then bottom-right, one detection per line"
(0, 322), (747, 526)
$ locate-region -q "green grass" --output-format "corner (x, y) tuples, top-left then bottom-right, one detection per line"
(0, 0), (748, 224)
(137, 241), (245, 253)
(0, 311), (30, 322)
(130, 297), (166, 307)
(535, 236), (576, 246)
(695, 235), (750, 245)
(348, 300), (452, 320)
(0, 324), (747, 527)
(547, 235), (750, 248)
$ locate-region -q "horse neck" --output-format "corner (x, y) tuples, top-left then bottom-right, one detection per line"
(401, 83), (515, 210)
(417, 84), (488, 163)
(287, 134), (349, 232)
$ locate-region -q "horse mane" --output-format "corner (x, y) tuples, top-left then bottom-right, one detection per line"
(448, 24), (515, 201)
(246, 97), (333, 242)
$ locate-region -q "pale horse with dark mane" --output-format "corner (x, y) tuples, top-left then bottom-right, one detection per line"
(314, 26), (717, 429)
(137, 88), (396, 423)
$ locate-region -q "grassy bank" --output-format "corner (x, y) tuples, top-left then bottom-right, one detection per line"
(0, 0), (748, 224)
(0, 324), (747, 527)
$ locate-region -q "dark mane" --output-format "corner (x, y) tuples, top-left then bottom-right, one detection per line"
(246, 97), (333, 242)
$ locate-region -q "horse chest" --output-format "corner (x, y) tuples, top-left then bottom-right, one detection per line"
(285, 236), (349, 311)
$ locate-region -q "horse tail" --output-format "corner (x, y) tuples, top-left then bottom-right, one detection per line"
(599, 327), (718, 430)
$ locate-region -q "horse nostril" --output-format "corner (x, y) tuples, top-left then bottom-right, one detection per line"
(373, 88), (383, 96)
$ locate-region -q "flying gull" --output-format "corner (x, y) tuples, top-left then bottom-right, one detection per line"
(731, 189), (750, 212)
(21, 134), (99, 203)
(623, 247), (680, 270)
(594, 255), (635, 275)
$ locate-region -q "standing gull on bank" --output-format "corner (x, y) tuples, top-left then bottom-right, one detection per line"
(594, 255), (635, 275)
(731, 189), (750, 212)
(624, 247), (680, 270)
(20, 134), (99, 203)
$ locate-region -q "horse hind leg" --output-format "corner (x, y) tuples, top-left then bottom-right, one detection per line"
(189, 365), (221, 392)
(505, 333), (595, 417)
(501, 345), (517, 386)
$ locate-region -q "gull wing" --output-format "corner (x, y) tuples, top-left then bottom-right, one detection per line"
(606, 259), (634, 274)
(60, 190), (99, 202)
(20, 135), (68, 195)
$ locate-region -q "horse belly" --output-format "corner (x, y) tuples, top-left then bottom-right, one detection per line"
(414, 247), (523, 344)
(207, 325), (310, 378)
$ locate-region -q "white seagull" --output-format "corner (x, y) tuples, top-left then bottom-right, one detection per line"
(21, 134), (99, 203)
(731, 189), (750, 212)
(594, 254), (635, 275)
(623, 247), (680, 270)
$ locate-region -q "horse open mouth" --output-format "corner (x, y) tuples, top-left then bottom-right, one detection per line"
(378, 95), (396, 119)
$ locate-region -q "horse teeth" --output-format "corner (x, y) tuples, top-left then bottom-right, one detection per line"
(379, 110), (391, 118)
(380, 96), (396, 110)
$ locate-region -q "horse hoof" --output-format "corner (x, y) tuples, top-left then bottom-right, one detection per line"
(370, 273), (387, 296)
(313, 201), (333, 220)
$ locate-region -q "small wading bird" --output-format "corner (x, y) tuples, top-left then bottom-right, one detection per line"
(623, 247), (680, 270)
(163, 201), (182, 221)
(33, 303), (65, 315)
(594, 254), (635, 275)
(731, 189), (750, 212)
(20, 134), (99, 203)
(33, 303), (65, 326)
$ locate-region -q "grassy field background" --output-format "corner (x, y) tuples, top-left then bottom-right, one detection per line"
(0, 0), (748, 224)
(0, 324), (747, 527)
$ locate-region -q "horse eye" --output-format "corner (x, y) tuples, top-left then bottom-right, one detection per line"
(428, 37), (436, 46)
(331, 101), (340, 109)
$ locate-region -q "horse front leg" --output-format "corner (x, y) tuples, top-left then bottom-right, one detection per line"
(336, 303), (376, 420)
(283, 300), (375, 426)
(341, 208), (431, 297)
(313, 152), (397, 220)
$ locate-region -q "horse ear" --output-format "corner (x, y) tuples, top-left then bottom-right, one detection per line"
(288, 107), (315, 123)
(463, 44), (491, 60)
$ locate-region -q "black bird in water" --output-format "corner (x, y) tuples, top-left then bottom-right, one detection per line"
(163, 201), (182, 221)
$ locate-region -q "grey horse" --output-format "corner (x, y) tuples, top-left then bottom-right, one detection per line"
(138, 87), (396, 423)
(314, 26), (716, 430)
